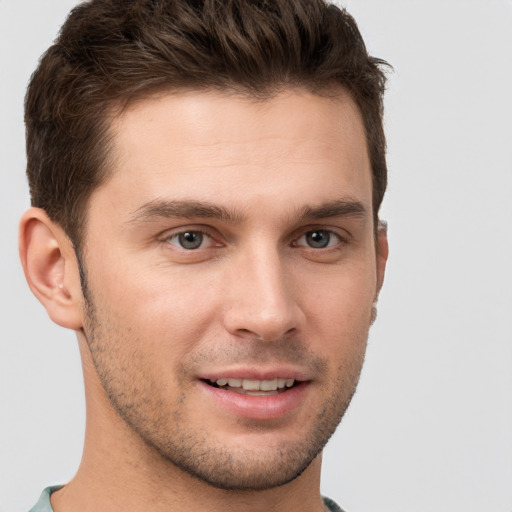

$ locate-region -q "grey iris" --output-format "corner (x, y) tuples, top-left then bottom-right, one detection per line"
(179, 232), (203, 250)
(306, 230), (330, 248)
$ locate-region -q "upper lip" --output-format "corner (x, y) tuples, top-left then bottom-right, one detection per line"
(198, 366), (312, 382)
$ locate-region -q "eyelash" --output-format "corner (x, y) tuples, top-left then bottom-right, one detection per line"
(165, 230), (219, 251)
(292, 229), (344, 250)
(163, 227), (347, 252)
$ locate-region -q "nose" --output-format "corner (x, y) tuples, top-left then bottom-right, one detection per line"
(222, 245), (303, 341)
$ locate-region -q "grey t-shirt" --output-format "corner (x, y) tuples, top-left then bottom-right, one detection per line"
(29, 486), (345, 511)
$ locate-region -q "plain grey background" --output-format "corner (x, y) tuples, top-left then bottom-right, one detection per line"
(1, 1), (511, 511)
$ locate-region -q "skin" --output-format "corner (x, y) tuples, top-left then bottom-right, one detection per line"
(19, 88), (388, 512)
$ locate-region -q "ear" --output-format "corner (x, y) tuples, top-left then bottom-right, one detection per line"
(375, 221), (389, 295)
(19, 207), (84, 330)
(370, 221), (389, 325)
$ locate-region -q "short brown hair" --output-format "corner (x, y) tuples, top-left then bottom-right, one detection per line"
(25, 0), (389, 247)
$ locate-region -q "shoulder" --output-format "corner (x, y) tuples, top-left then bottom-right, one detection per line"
(28, 486), (63, 512)
(323, 495), (347, 512)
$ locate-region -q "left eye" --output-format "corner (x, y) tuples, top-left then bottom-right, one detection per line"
(295, 230), (340, 249)
(167, 231), (210, 250)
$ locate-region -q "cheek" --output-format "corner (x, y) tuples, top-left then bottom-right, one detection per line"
(89, 261), (223, 356)
(298, 260), (376, 362)
(301, 262), (377, 323)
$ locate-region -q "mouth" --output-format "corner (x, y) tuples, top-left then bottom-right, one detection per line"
(199, 373), (309, 420)
(204, 377), (298, 396)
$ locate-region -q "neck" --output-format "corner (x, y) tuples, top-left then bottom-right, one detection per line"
(53, 454), (325, 512)
(51, 339), (326, 512)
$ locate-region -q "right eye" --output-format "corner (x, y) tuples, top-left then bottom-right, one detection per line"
(166, 231), (211, 250)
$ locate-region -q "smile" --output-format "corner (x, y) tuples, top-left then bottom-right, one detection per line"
(207, 378), (296, 395)
(201, 377), (308, 420)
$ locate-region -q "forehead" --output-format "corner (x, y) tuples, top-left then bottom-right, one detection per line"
(113, 87), (368, 159)
(94, 88), (372, 223)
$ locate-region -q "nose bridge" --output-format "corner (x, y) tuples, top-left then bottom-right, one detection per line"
(223, 239), (300, 341)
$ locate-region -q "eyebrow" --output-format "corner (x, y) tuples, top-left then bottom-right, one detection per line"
(127, 199), (243, 225)
(126, 197), (368, 226)
(297, 199), (368, 221)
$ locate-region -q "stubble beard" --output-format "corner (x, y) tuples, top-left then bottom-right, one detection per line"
(79, 267), (367, 491)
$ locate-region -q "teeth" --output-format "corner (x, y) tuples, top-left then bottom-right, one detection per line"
(242, 379), (260, 391)
(214, 378), (295, 390)
(260, 378), (278, 391)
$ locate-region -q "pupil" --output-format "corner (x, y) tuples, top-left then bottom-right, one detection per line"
(179, 232), (203, 249)
(306, 230), (330, 248)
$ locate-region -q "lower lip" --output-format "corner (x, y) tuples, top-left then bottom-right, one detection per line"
(199, 381), (309, 420)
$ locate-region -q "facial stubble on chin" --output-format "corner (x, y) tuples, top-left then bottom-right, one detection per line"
(76, 255), (367, 491)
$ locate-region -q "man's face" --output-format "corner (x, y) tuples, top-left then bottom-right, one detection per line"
(79, 89), (386, 490)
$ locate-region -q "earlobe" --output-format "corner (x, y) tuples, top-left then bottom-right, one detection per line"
(19, 207), (84, 330)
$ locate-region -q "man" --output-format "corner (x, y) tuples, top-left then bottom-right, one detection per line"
(19, 1), (389, 511)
